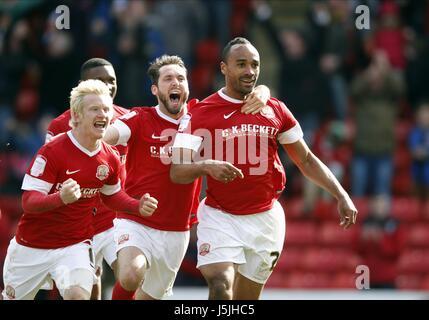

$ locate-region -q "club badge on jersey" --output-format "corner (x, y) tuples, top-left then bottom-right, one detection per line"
(96, 165), (109, 181)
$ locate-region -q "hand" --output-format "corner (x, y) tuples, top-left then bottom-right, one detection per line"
(60, 178), (81, 204)
(337, 195), (358, 229)
(204, 159), (244, 183)
(241, 86), (270, 114)
(139, 193), (158, 217)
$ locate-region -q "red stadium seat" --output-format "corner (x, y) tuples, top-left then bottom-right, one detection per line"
(276, 248), (304, 272)
(391, 197), (421, 222)
(301, 248), (361, 273)
(350, 197), (369, 221)
(0, 196), (22, 220)
(285, 221), (317, 246)
(394, 145), (412, 171)
(395, 274), (423, 290)
(420, 274), (429, 290)
(397, 249), (429, 274)
(282, 197), (305, 220)
(195, 39), (221, 65)
(318, 222), (360, 247)
(332, 272), (358, 289)
(283, 272), (332, 289)
(395, 119), (412, 146)
(405, 224), (429, 248)
(312, 199), (337, 221)
(265, 271), (287, 288)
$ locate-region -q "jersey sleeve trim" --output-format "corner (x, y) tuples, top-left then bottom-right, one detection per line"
(100, 180), (121, 195)
(278, 123), (304, 144)
(21, 174), (53, 194)
(173, 133), (203, 153)
(112, 119), (131, 146)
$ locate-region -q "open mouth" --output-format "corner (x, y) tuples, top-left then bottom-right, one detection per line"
(240, 78), (255, 85)
(169, 92), (181, 105)
(94, 120), (107, 130)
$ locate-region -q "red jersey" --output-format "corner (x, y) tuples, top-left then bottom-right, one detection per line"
(112, 105), (201, 231)
(17, 131), (122, 249)
(175, 89), (303, 215)
(46, 105), (129, 234)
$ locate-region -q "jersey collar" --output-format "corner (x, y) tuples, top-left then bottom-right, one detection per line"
(155, 105), (187, 125)
(67, 131), (101, 157)
(218, 88), (243, 104)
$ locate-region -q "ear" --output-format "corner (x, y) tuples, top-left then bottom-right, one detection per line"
(70, 110), (81, 126)
(151, 84), (158, 96)
(220, 62), (227, 76)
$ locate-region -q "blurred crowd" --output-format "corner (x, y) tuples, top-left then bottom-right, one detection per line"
(1, 0), (429, 292)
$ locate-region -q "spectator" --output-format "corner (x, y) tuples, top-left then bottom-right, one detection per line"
(356, 194), (406, 289)
(408, 102), (429, 202)
(350, 50), (404, 196)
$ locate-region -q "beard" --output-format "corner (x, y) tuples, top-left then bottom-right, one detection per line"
(158, 91), (189, 115)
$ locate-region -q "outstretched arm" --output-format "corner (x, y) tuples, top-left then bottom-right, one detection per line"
(170, 147), (243, 184)
(283, 139), (358, 228)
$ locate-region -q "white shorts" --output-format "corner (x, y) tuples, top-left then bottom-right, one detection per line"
(2, 238), (96, 300)
(114, 219), (190, 299)
(93, 226), (117, 272)
(196, 200), (286, 284)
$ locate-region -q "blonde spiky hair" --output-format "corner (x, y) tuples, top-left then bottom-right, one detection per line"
(69, 79), (112, 128)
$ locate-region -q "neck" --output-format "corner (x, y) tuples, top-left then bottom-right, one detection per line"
(158, 103), (187, 120)
(222, 87), (245, 100)
(71, 128), (100, 151)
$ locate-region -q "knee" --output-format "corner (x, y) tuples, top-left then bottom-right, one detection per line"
(119, 268), (143, 291)
(205, 272), (234, 297)
(64, 287), (90, 300)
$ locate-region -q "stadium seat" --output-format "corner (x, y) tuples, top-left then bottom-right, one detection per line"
(405, 224), (429, 248)
(391, 197), (421, 222)
(0, 195), (22, 220)
(392, 170), (413, 196)
(283, 272), (332, 289)
(419, 274), (429, 290)
(265, 272), (287, 288)
(285, 221), (317, 246)
(394, 119), (412, 146)
(350, 197), (369, 221)
(301, 248), (361, 273)
(397, 249), (429, 274)
(393, 145), (411, 171)
(189, 65), (215, 99)
(312, 199), (337, 221)
(332, 272), (358, 289)
(395, 274), (423, 290)
(276, 248), (304, 272)
(318, 221), (360, 247)
(282, 197), (305, 220)
(195, 39), (221, 65)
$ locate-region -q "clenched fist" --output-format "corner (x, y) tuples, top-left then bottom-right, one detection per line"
(60, 178), (81, 204)
(139, 193), (158, 217)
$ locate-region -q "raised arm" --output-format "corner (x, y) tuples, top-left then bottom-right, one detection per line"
(283, 139), (358, 228)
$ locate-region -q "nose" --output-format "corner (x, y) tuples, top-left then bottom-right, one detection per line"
(244, 66), (255, 77)
(171, 77), (180, 87)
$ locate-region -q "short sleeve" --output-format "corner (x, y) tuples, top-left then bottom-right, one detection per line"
(275, 100), (303, 144)
(112, 109), (139, 146)
(22, 147), (57, 194)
